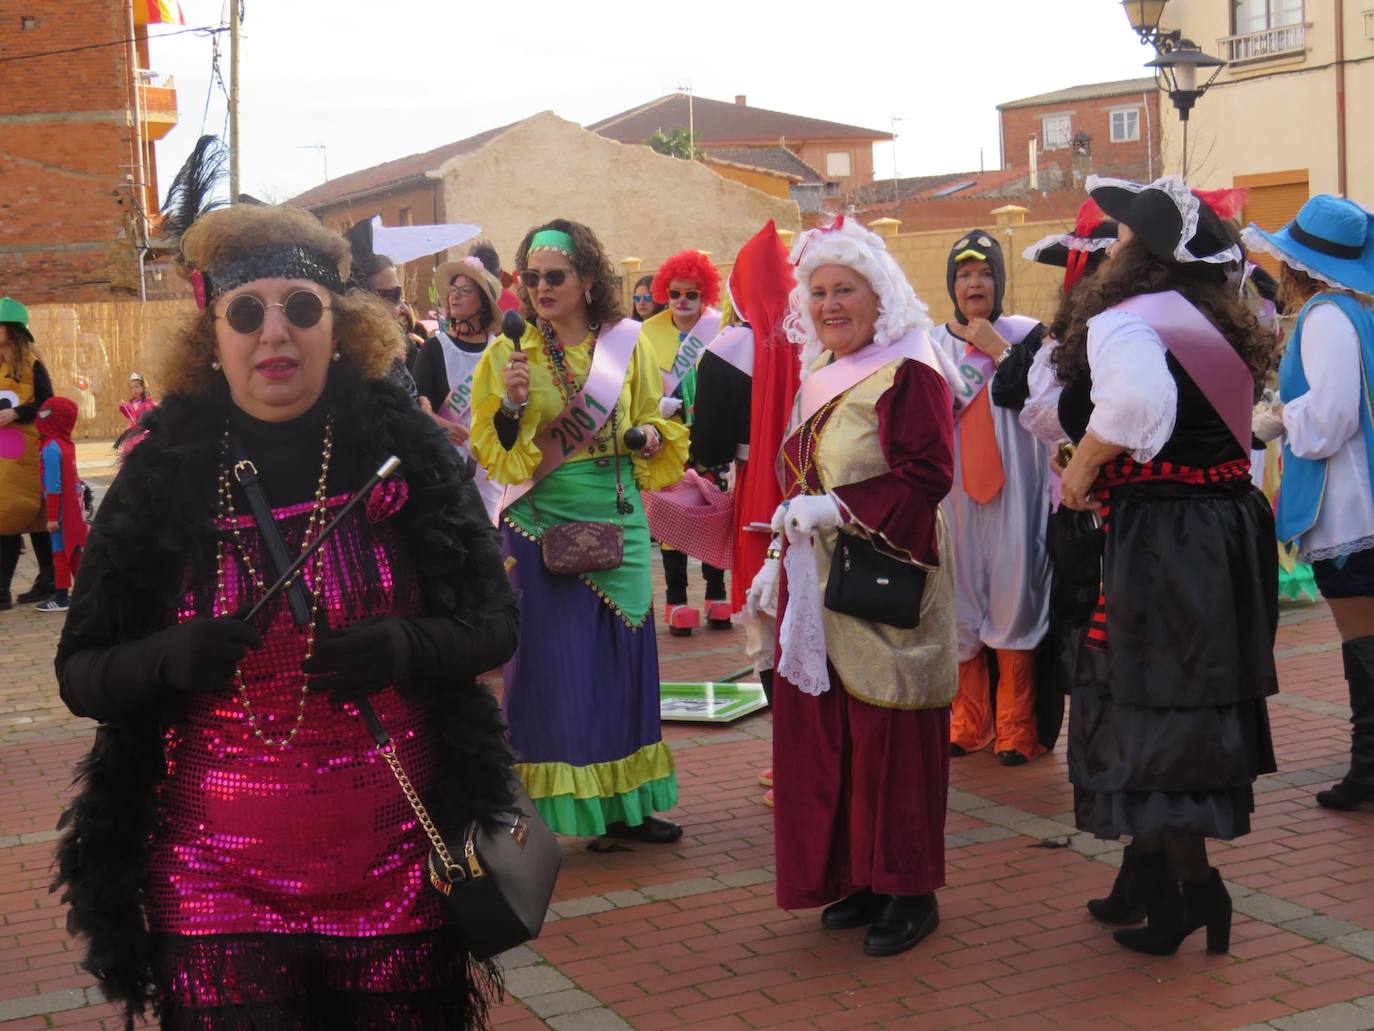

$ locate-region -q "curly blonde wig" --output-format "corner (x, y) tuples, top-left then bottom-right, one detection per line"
(159, 205), (402, 395)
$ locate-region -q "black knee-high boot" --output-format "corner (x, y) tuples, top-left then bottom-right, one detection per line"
(0, 535), (19, 606)
(1317, 635), (1374, 810)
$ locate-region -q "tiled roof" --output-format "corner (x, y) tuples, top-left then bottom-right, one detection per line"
(588, 95), (891, 145)
(845, 168), (1031, 208)
(703, 146), (826, 184)
(998, 77), (1157, 110)
(290, 121), (519, 209)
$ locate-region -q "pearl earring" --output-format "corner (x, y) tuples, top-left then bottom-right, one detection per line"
(331, 351), (341, 362)
(210, 359), (221, 371)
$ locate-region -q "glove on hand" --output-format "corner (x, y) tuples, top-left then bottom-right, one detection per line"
(769, 502), (790, 534)
(783, 494), (843, 546)
(1252, 403), (1285, 444)
(745, 557), (780, 621)
(658, 396), (684, 419)
(303, 615), (412, 703)
(152, 617), (263, 695)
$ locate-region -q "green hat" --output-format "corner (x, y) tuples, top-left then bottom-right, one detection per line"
(0, 297), (34, 343)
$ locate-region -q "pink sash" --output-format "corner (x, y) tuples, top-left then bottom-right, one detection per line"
(945, 315), (1040, 422)
(781, 329), (941, 466)
(1113, 292), (1252, 455)
(662, 309), (722, 395)
(706, 325), (754, 377)
(500, 319), (642, 511)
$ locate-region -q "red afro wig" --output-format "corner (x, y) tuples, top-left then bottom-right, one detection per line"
(651, 250), (721, 307)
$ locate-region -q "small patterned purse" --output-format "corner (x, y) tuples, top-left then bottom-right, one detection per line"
(531, 411), (633, 575)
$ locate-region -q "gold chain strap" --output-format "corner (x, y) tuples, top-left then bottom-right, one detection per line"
(378, 742), (478, 883)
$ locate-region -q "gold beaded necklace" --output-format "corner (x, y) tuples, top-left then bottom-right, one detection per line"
(784, 399), (837, 494)
(213, 417), (334, 749)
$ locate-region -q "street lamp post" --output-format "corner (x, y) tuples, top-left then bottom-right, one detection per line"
(1118, 0), (1226, 179)
(1147, 41), (1226, 178)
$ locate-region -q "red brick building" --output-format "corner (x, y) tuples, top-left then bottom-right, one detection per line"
(998, 78), (1161, 191)
(587, 94), (891, 198)
(0, 1), (178, 302)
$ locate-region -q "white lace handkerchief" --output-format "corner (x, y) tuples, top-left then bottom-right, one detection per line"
(777, 538), (830, 695)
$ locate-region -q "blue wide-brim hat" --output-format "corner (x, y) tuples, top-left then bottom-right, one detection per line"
(1242, 194), (1374, 297)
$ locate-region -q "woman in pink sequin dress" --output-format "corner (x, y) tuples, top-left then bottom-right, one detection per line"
(54, 203), (519, 1030)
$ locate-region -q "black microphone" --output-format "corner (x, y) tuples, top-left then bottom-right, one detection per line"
(501, 309), (526, 343)
(624, 426), (647, 450)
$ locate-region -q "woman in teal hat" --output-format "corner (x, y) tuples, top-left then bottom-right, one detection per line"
(0, 297), (57, 609)
(1244, 194), (1374, 811)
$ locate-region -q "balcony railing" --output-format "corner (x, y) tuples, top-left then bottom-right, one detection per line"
(1218, 22), (1308, 64)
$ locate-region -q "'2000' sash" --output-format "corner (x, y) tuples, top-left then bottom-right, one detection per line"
(662, 308), (722, 395)
(500, 318), (642, 514)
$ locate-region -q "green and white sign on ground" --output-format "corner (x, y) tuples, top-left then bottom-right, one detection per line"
(660, 682), (768, 723)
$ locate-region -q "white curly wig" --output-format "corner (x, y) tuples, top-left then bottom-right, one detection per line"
(783, 216), (931, 375)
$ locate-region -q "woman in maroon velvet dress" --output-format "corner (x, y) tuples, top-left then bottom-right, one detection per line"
(756, 217), (957, 957)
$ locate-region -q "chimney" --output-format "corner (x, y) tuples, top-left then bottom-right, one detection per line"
(735, 95), (747, 106)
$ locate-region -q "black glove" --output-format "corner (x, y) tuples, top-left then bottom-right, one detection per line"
(303, 615), (413, 703)
(152, 616), (263, 694)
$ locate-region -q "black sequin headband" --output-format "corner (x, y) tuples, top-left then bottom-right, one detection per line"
(199, 243), (345, 303)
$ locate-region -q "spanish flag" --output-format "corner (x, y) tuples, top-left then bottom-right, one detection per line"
(133, 0), (186, 25)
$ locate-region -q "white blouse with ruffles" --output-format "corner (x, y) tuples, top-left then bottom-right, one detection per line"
(1083, 309), (1178, 464)
(1282, 301), (1374, 561)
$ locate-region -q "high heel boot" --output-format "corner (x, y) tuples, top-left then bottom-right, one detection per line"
(1114, 866), (1231, 956)
(1317, 636), (1374, 811)
(1086, 844), (1157, 924)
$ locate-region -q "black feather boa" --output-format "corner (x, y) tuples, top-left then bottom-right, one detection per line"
(52, 370), (518, 1027)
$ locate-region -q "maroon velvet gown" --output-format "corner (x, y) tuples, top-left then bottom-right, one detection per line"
(772, 358), (956, 909)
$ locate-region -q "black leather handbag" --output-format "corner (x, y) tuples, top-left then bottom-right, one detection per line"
(824, 531), (928, 630)
(367, 707), (561, 961)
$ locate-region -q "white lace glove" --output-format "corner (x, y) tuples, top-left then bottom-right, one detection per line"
(745, 557), (780, 620)
(783, 494), (843, 546)
(769, 502), (790, 534)
(658, 396), (684, 419)
(1252, 402), (1285, 444)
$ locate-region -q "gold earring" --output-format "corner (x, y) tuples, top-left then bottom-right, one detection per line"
(584, 288), (592, 305)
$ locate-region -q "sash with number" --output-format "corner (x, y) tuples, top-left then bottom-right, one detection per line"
(661, 308), (722, 395)
(944, 315), (1040, 422)
(500, 319), (642, 511)
(437, 330), (488, 424)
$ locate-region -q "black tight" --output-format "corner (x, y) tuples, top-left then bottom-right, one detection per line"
(0, 532), (53, 592)
(1132, 833), (1210, 881)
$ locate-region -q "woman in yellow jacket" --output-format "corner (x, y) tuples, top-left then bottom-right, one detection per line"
(471, 218), (688, 844)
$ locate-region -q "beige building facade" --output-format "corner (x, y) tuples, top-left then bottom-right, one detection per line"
(1152, 0), (1374, 231)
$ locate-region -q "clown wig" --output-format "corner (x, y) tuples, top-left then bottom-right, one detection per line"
(651, 250), (722, 307)
(783, 216), (932, 375)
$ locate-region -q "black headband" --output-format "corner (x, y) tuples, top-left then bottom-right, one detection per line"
(1289, 222), (1364, 261)
(204, 243), (345, 300)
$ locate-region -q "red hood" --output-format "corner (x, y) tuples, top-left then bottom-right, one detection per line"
(37, 396), (78, 442)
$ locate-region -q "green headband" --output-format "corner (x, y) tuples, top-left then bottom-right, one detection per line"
(529, 229), (576, 258)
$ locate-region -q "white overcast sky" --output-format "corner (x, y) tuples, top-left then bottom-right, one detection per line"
(146, 0), (1158, 206)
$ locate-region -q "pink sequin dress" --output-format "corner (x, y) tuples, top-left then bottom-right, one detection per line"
(145, 495), (468, 1023)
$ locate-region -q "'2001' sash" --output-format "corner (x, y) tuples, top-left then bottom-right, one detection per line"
(662, 308), (722, 395)
(499, 319), (642, 514)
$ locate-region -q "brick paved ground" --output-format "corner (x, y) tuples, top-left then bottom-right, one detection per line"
(3, 456), (1373, 1028)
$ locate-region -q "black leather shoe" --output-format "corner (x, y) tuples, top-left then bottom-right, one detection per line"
(603, 816), (683, 844)
(997, 750), (1029, 767)
(820, 888), (886, 930)
(0, 591), (11, 611)
(16, 576), (53, 604)
(863, 894), (939, 956)
(949, 743), (969, 757)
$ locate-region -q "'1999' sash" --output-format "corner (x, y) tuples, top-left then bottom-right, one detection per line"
(499, 319), (642, 514)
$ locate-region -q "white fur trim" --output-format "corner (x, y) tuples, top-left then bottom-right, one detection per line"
(1087, 174), (1243, 267)
(783, 219), (933, 379)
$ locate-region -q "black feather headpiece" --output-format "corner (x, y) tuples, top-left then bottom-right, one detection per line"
(158, 134), (228, 244)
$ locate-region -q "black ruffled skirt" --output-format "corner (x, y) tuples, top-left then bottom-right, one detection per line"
(1067, 481), (1278, 840)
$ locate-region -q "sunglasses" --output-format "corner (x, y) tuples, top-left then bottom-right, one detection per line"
(218, 290), (331, 335)
(668, 290), (700, 301)
(632, 293), (654, 303)
(518, 268), (571, 289)
(448, 284), (479, 298)
(375, 286), (404, 304)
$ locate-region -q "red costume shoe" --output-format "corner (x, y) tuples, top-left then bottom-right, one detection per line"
(704, 599), (733, 630)
(758, 767), (773, 788)
(666, 603), (700, 637)
(762, 788), (774, 809)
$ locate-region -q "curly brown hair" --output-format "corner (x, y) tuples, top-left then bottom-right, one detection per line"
(159, 205), (402, 396)
(1051, 236), (1275, 401)
(512, 219), (623, 328)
